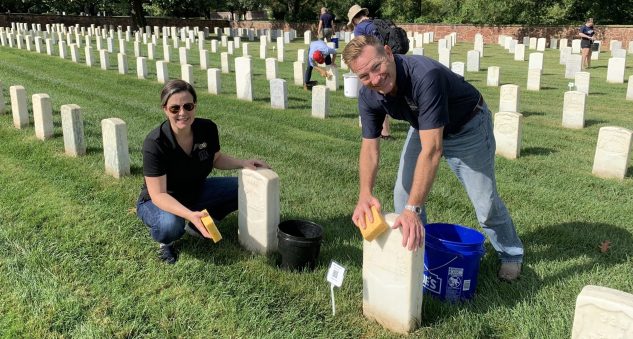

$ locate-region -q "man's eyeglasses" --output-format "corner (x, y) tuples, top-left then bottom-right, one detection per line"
(166, 103), (196, 114)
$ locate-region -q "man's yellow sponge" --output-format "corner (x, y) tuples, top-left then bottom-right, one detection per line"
(201, 209), (222, 243)
(360, 206), (388, 241)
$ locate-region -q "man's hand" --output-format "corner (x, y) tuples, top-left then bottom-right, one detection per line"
(352, 195), (381, 230)
(392, 209), (424, 251)
(189, 210), (212, 239)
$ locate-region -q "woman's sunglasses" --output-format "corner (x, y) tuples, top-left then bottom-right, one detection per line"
(166, 103), (196, 114)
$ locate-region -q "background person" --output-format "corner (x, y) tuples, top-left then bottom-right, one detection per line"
(317, 7), (335, 40)
(304, 40), (337, 90)
(137, 80), (269, 264)
(579, 18), (596, 69)
(347, 4), (393, 140)
(343, 35), (524, 282)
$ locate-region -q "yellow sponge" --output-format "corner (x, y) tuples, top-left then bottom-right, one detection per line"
(360, 206), (388, 241)
(201, 209), (222, 243)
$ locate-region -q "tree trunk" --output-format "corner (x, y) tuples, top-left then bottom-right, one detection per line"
(129, 0), (146, 29)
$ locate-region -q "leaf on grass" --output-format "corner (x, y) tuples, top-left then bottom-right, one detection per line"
(599, 240), (611, 253)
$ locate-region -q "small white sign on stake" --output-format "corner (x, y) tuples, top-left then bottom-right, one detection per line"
(326, 261), (346, 315)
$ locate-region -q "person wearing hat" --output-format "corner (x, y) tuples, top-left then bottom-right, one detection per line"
(347, 4), (394, 140)
(318, 7), (336, 40)
(304, 40), (337, 91)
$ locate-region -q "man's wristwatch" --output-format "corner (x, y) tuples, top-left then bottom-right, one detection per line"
(404, 204), (423, 214)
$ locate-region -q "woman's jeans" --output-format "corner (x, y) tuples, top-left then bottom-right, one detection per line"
(393, 105), (524, 263)
(137, 177), (238, 244)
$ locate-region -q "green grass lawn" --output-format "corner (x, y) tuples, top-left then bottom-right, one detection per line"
(1, 33), (632, 338)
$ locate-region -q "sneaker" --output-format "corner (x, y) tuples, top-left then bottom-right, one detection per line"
(184, 222), (204, 239)
(498, 262), (521, 282)
(158, 242), (178, 264)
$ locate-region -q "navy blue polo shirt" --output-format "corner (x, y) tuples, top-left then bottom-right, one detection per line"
(359, 54), (481, 139)
(138, 118), (220, 208)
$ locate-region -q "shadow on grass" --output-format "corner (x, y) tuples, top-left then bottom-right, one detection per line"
(627, 166), (633, 178)
(521, 147), (556, 156)
(540, 86), (557, 90)
(585, 119), (607, 127)
(421, 221), (632, 328)
(522, 110), (545, 117)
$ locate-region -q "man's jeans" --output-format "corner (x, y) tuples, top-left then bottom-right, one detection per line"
(137, 177), (238, 244)
(393, 105), (524, 263)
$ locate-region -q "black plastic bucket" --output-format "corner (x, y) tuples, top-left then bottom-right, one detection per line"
(277, 220), (323, 271)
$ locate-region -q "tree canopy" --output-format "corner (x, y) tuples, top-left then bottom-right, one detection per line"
(1, 0), (632, 25)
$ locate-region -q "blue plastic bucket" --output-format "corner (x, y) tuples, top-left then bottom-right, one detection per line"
(331, 37), (339, 48)
(423, 223), (485, 302)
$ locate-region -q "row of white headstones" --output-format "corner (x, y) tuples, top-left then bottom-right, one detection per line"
(2, 22), (633, 334)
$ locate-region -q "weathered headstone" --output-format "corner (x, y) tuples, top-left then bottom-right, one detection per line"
(487, 66), (500, 87)
(451, 62), (464, 77)
(181, 64), (193, 84)
(10, 85), (29, 129)
(156, 60), (169, 83)
(237, 168), (280, 254)
(572, 285), (633, 339)
(499, 84), (520, 113)
(494, 111), (523, 159)
(311, 85), (329, 119)
(466, 50), (480, 72)
(526, 68), (541, 91)
(592, 127), (633, 179)
(235, 56), (253, 101)
(565, 54), (582, 79)
(606, 58), (625, 83)
(575, 72), (591, 95)
(61, 104), (85, 157)
(562, 91), (586, 129)
(363, 213), (424, 334)
(101, 118), (131, 179)
(207, 68), (221, 95)
(32, 93), (54, 140)
(269, 79), (288, 109)
(265, 58), (278, 80)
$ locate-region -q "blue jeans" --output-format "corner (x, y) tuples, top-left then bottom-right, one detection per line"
(136, 177), (238, 244)
(393, 104), (524, 263)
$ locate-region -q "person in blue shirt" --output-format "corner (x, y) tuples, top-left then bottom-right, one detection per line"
(346, 4), (394, 140)
(304, 40), (337, 90)
(318, 7), (336, 40)
(579, 18), (596, 70)
(343, 35), (524, 282)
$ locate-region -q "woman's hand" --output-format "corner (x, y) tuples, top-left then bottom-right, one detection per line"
(188, 210), (212, 239)
(242, 159), (270, 170)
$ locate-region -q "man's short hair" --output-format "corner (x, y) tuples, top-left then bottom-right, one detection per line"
(342, 35), (385, 67)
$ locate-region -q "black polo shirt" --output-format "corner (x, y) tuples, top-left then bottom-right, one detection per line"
(359, 54), (481, 139)
(138, 118), (220, 208)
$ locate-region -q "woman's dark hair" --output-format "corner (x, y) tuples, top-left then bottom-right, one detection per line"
(160, 80), (197, 107)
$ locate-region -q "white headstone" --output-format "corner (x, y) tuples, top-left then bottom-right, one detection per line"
(101, 118), (130, 179)
(609, 40), (622, 51)
(181, 64), (194, 84)
(276, 37), (284, 62)
(297, 49), (306, 63)
(499, 84), (520, 113)
(117, 53), (128, 74)
(211, 39), (218, 53)
(526, 68), (541, 91)
(293, 61), (304, 86)
(565, 54), (582, 79)
(412, 47), (424, 56)
(325, 66), (339, 91)
(207, 68), (221, 95)
(592, 127), (633, 179)
(571, 39), (582, 54)
(572, 285), (633, 339)
(221, 52), (230, 73)
(606, 58), (626, 83)
(466, 50), (480, 72)
(59, 40), (67, 59)
(363, 213), (424, 334)
(311, 85), (329, 119)
(147, 43), (155, 60)
(529, 37), (537, 50)
(514, 44), (525, 61)
(304, 30), (311, 45)
(487, 66), (500, 87)
(265, 58), (278, 80)
(494, 111), (523, 159)
(156, 61), (169, 83)
(61, 104), (86, 157)
(627, 75), (633, 100)
(269, 79), (288, 109)
(536, 38), (546, 51)
(136, 57), (148, 79)
(242, 42), (249, 56)
(10, 85), (29, 129)
(163, 43), (171, 62)
(451, 62), (464, 77)
(235, 56), (253, 101)
(575, 72), (591, 95)
(560, 46), (572, 65)
(438, 47), (451, 68)
(178, 46), (188, 65)
(562, 91), (586, 129)
(227, 41), (234, 55)
(238, 168), (280, 254)
(550, 38), (558, 49)
(528, 52), (543, 72)
(611, 48), (627, 59)
(99, 49), (109, 70)
(32, 93), (54, 140)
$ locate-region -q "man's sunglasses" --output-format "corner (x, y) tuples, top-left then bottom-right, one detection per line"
(166, 103), (196, 114)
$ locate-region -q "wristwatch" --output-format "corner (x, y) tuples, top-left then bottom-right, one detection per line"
(404, 204), (423, 214)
